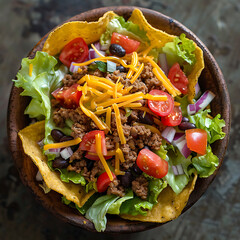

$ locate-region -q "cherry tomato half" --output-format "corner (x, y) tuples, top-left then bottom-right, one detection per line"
(51, 84), (82, 109)
(186, 128), (207, 155)
(148, 90), (174, 117)
(161, 106), (183, 127)
(97, 172), (116, 193)
(79, 130), (108, 156)
(136, 149), (168, 178)
(85, 152), (112, 161)
(111, 32), (140, 54)
(168, 63), (189, 95)
(59, 37), (89, 67)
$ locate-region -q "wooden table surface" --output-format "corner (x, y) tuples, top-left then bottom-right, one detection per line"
(1, 0), (239, 239)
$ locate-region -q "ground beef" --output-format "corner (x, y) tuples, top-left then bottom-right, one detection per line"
(52, 108), (89, 127)
(105, 135), (115, 151)
(62, 66), (88, 87)
(71, 123), (89, 139)
(68, 156), (86, 172)
(121, 144), (137, 169)
(145, 132), (162, 150)
(130, 125), (152, 138)
(129, 110), (139, 122)
(111, 111), (128, 129)
(140, 63), (165, 91)
(132, 175), (148, 200)
(106, 70), (126, 83)
(82, 160), (104, 182)
(107, 179), (125, 197)
(69, 148), (84, 163)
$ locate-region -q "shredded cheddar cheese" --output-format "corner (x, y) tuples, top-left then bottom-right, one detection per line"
(115, 143), (125, 176)
(43, 137), (81, 151)
(113, 103), (126, 144)
(90, 44), (105, 57)
(130, 63), (144, 84)
(116, 148), (125, 163)
(106, 107), (111, 130)
(95, 133), (113, 181)
(126, 52), (138, 78)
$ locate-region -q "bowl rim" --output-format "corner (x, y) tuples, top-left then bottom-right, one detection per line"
(7, 6), (231, 233)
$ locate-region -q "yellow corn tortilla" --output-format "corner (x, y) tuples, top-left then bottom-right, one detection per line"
(121, 174), (197, 222)
(18, 121), (95, 208)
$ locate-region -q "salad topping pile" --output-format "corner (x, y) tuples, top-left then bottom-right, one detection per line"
(14, 9), (226, 232)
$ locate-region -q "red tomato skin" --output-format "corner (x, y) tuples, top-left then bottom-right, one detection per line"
(97, 172), (116, 193)
(136, 149), (168, 178)
(168, 63), (189, 95)
(148, 90), (174, 117)
(111, 32), (140, 54)
(85, 152), (112, 161)
(161, 106), (183, 127)
(51, 84), (82, 109)
(186, 129), (207, 155)
(79, 130), (108, 156)
(59, 37), (89, 67)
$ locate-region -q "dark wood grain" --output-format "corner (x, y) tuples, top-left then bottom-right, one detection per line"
(7, 6), (231, 233)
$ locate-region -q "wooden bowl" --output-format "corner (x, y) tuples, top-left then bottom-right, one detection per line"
(7, 6), (231, 233)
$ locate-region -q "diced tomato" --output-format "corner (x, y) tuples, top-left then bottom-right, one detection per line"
(79, 130), (107, 156)
(168, 63), (189, 95)
(186, 129), (207, 155)
(59, 37), (89, 67)
(85, 152), (112, 161)
(111, 32), (140, 54)
(97, 172), (116, 193)
(136, 149), (168, 178)
(51, 84), (82, 109)
(161, 106), (182, 126)
(148, 90), (174, 117)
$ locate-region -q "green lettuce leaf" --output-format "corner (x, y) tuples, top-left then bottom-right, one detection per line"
(85, 195), (119, 232)
(107, 190), (134, 215)
(13, 51), (68, 144)
(175, 95), (189, 117)
(120, 197), (153, 216)
(162, 148), (192, 194)
(100, 16), (149, 46)
(148, 178), (167, 204)
(58, 168), (86, 186)
(189, 109), (226, 144)
(162, 33), (196, 73)
(192, 145), (219, 178)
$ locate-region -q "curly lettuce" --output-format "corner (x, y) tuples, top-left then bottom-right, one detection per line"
(13, 51), (68, 144)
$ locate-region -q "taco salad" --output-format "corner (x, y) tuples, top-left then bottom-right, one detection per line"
(14, 9), (226, 232)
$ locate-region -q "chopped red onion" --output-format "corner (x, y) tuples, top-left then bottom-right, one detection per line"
(94, 42), (101, 50)
(69, 62), (81, 73)
(158, 53), (169, 75)
(187, 90), (215, 115)
(60, 147), (73, 160)
(36, 170), (43, 181)
(172, 164), (184, 175)
(161, 127), (176, 143)
(173, 133), (191, 158)
(173, 133), (185, 145)
(45, 148), (61, 157)
(107, 60), (116, 72)
(195, 82), (201, 97)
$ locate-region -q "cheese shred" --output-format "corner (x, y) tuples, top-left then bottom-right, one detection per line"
(113, 103), (126, 144)
(43, 137), (82, 151)
(95, 134), (114, 181)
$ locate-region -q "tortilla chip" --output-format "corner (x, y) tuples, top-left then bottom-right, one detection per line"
(42, 11), (117, 56)
(18, 121), (94, 208)
(129, 9), (204, 103)
(121, 173), (197, 222)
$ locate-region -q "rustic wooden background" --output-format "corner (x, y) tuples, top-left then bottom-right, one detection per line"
(1, 0), (239, 239)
